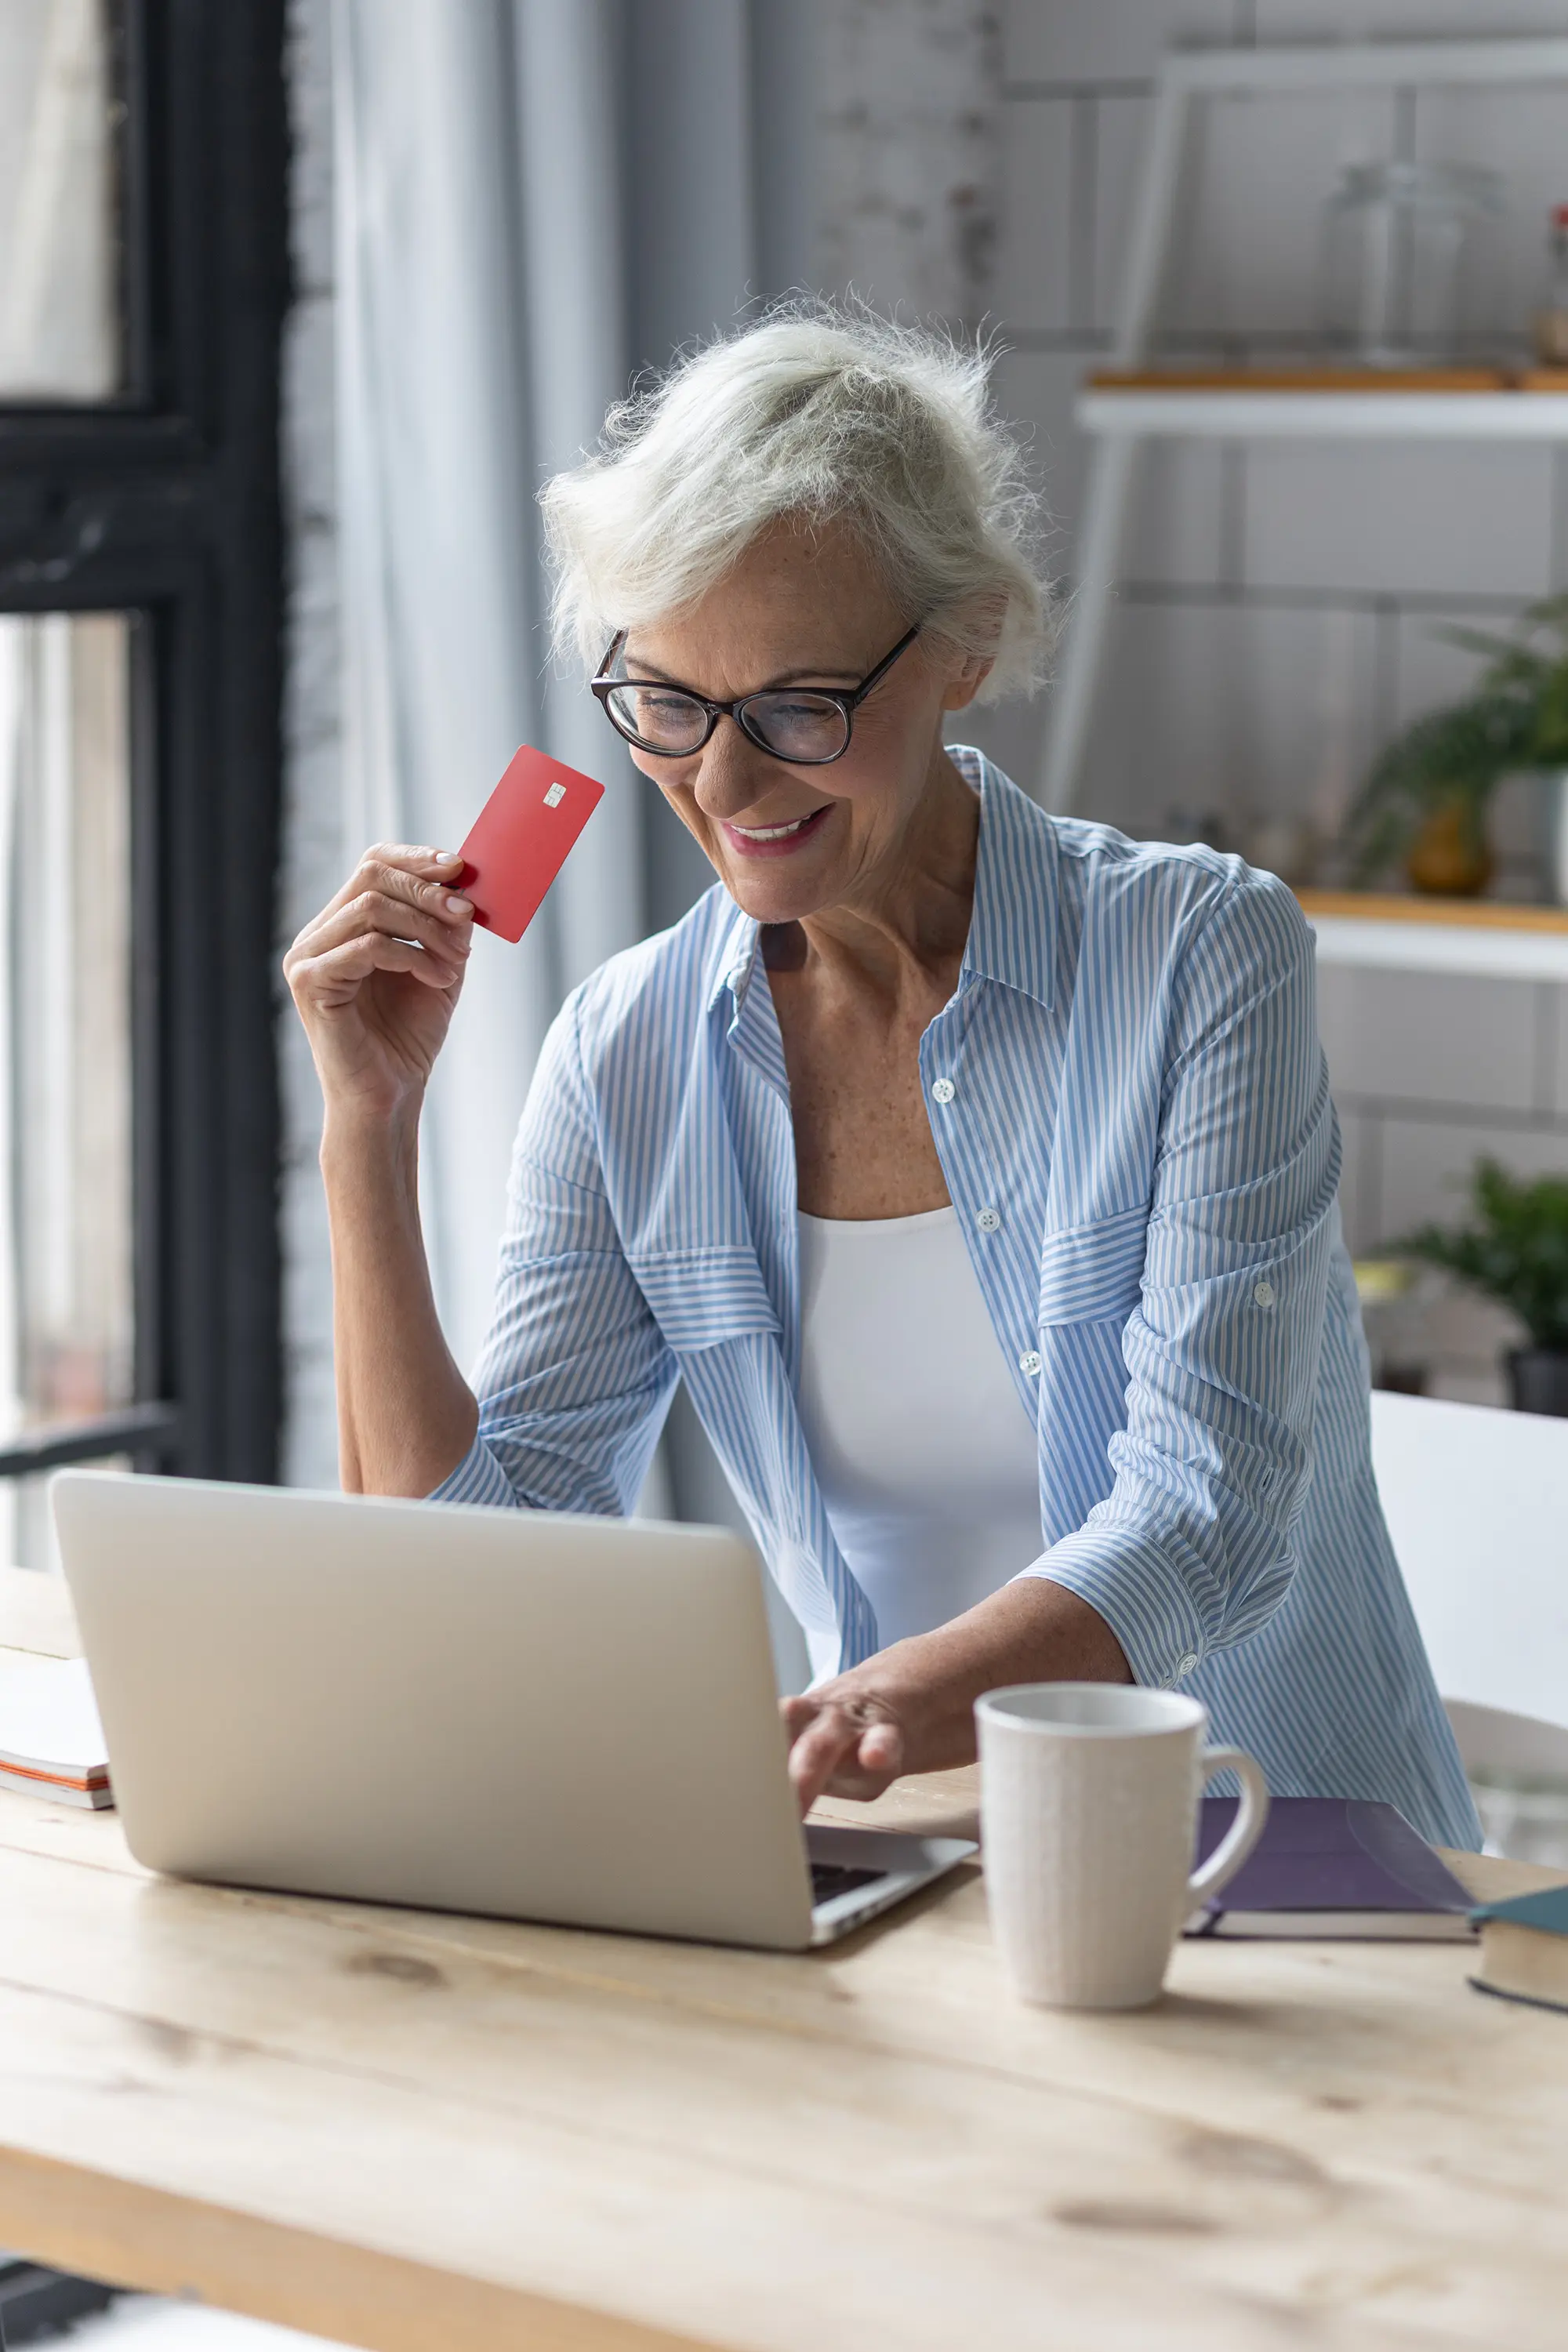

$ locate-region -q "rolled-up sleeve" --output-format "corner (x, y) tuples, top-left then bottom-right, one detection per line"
(430, 990), (677, 1515)
(1022, 876), (1339, 1689)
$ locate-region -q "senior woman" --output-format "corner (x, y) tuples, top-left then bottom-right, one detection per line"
(286, 307), (1478, 1849)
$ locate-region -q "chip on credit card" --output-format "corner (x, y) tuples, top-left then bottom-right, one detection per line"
(456, 746), (605, 943)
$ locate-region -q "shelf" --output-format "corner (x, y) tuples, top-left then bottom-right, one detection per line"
(1294, 890), (1568, 981)
(1091, 368), (1515, 392)
(1078, 376), (1568, 441)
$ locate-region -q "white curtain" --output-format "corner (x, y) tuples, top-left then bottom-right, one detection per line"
(332, 0), (641, 1374)
(332, 0), (811, 1375)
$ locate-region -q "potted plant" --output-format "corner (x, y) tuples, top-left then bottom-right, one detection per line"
(1398, 1158), (1568, 1415)
(1345, 594), (1568, 895)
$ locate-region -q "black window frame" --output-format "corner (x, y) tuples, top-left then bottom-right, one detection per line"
(0, 0), (289, 1486)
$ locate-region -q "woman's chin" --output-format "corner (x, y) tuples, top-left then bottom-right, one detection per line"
(720, 863), (844, 926)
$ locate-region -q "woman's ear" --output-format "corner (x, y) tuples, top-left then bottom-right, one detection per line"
(942, 652), (995, 712)
(937, 597), (1004, 710)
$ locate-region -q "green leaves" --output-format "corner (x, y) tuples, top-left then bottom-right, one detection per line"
(1344, 593), (1568, 886)
(1399, 1157), (1568, 1352)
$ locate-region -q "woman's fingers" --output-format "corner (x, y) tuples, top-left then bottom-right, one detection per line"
(855, 1719), (905, 1777)
(783, 1698), (906, 1814)
(297, 887), (471, 971)
(318, 844), (472, 932)
(786, 1706), (859, 1812)
(303, 932), (463, 1004)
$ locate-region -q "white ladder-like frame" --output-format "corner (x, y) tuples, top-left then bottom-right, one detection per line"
(1040, 36), (1568, 818)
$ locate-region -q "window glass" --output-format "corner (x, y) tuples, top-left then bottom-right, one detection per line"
(0, 0), (121, 400)
(9, 1455), (132, 1578)
(0, 614), (135, 1564)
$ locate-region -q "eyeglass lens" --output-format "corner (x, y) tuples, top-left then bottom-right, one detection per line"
(604, 682), (851, 763)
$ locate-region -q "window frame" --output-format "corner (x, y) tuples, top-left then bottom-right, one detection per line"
(0, 0), (288, 1486)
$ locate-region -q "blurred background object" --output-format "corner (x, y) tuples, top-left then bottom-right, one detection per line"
(1532, 200), (1568, 365)
(1322, 159), (1505, 370)
(1396, 1157), (1568, 1414)
(0, 0), (121, 399)
(1354, 1258), (1439, 1396)
(0, 614), (134, 1569)
(0, 0), (285, 1579)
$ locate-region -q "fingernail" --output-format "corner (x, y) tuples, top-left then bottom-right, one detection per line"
(435, 850), (462, 865)
(445, 895), (473, 916)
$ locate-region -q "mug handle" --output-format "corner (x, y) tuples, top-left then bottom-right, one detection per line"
(1185, 1745), (1271, 1907)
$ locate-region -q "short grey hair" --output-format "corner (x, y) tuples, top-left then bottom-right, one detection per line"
(540, 303), (1054, 702)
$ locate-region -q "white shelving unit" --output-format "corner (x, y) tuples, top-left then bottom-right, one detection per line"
(1298, 897), (1568, 984)
(1040, 34), (1568, 989)
(1076, 389), (1568, 444)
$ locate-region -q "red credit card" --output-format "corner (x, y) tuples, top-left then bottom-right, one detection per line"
(457, 746), (605, 942)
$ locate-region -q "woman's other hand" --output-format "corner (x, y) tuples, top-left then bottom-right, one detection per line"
(781, 1679), (911, 1809)
(284, 844), (474, 1121)
(781, 1581), (1132, 1815)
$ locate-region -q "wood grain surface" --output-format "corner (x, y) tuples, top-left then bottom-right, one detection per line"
(1294, 891), (1568, 935)
(2, 1580), (1566, 2350)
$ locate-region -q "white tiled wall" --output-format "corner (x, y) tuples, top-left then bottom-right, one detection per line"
(1004, 1), (1241, 84)
(989, 0), (1568, 1400)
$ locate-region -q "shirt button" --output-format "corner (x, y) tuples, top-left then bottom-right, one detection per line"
(1019, 1349), (1043, 1377)
(931, 1077), (956, 1105)
(1253, 1279), (1276, 1308)
(1174, 1652), (1199, 1679)
(977, 1207), (1001, 1233)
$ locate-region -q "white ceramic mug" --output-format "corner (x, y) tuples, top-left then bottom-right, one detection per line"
(975, 1683), (1270, 2010)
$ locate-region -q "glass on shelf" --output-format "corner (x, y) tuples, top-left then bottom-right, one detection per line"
(0, 0), (122, 401)
(0, 613), (136, 1568)
(1322, 161), (1505, 370)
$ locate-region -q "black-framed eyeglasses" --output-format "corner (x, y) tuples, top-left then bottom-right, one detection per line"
(590, 623), (921, 766)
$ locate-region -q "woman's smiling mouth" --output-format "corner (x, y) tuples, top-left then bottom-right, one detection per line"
(721, 805), (833, 857)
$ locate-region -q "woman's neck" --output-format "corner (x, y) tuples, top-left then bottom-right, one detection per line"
(779, 750), (980, 1004)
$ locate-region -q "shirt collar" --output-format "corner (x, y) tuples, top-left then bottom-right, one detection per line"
(954, 746), (1059, 1009)
(702, 744), (1060, 1018)
(705, 898), (762, 1017)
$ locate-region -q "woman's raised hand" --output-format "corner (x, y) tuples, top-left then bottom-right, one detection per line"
(284, 844), (475, 1121)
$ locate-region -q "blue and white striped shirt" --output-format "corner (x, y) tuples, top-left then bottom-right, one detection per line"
(436, 751), (1479, 1849)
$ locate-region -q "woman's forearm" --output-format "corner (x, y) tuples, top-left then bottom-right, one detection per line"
(322, 1105), (479, 1497)
(875, 1578), (1132, 1768)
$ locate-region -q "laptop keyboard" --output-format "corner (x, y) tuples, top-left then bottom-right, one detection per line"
(810, 1860), (887, 1907)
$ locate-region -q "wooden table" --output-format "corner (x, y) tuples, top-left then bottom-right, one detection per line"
(2, 1568), (1566, 2352)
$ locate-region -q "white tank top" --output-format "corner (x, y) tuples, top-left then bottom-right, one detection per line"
(794, 1206), (1044, 1650)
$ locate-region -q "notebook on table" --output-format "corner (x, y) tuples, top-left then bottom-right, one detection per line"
(0, 1653), (111, 1808)
(1469, 1882), (1568, 2013)
(1184, 1796), (1476, 1940)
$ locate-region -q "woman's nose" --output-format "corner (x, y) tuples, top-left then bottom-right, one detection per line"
(689, 722), (785, 820)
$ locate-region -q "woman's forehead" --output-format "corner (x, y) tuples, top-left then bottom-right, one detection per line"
(625, 527), (901, 684)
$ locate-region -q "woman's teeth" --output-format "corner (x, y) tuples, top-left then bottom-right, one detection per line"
(732, 815), (816, 840)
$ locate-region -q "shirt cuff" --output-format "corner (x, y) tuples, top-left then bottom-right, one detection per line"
(427, 1433), (520, 1510)
(1013, 1520), (1213, 1690)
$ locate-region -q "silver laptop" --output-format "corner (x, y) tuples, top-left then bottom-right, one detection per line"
(51, 1472), (975, 1951)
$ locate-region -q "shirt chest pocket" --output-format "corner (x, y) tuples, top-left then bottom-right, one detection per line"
(1036, 1207), (1149, 1330)
(628, 1248), (782, 1354)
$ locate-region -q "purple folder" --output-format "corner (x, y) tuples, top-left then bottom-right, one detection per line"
(1185, 1796), (1476, 1940)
